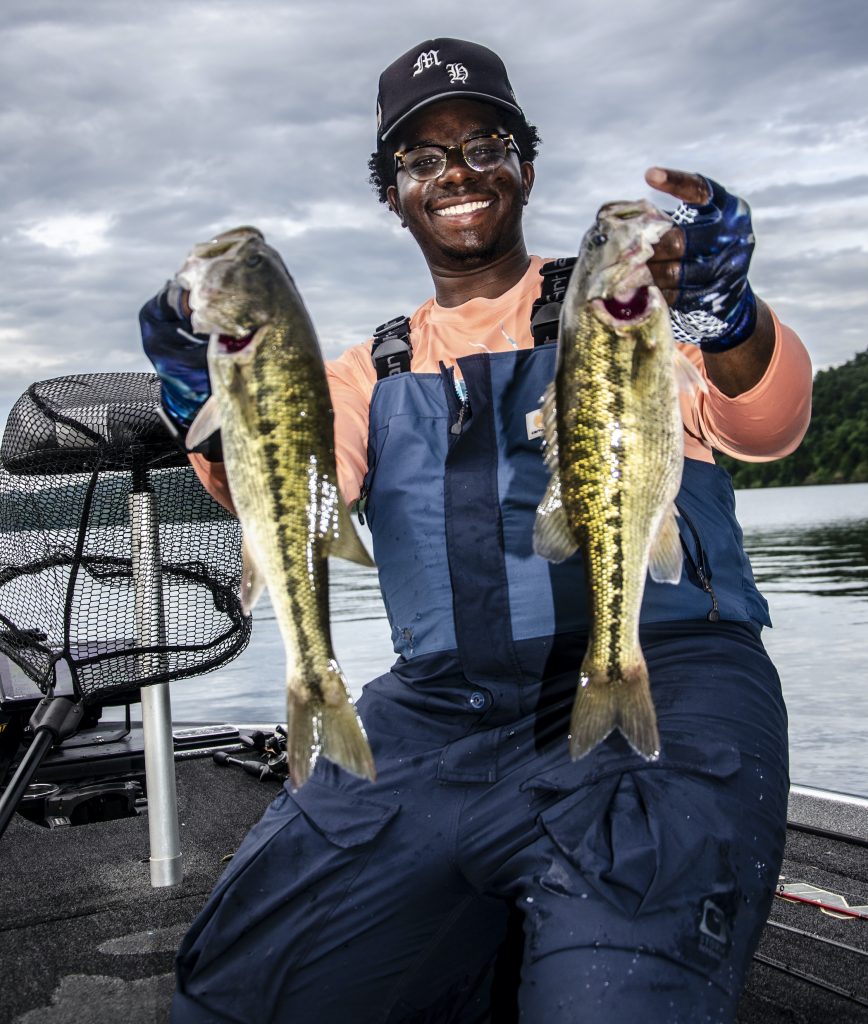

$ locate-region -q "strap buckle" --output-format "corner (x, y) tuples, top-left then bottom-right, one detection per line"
(530, 257), (577, 346)
(371, 315), (412, 379)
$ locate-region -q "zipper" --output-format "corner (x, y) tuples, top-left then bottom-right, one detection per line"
(451, 402), (468, 435)
(439, 363), (470, 438)
(675, 504), (721, 622)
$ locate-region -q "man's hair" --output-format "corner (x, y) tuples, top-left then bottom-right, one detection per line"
(367, 110), (542, 205)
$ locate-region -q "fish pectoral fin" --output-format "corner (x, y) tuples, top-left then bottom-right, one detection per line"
(648, 506), (683, 584)
(328, 500), (375, 567)
(672, 347), (709, 396)
(185, 395), (223, 450)
(240, 536), (267, 615)
(533, 474), (579, 563)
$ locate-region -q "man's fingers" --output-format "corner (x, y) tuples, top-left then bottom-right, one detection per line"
(649, 226), (684, 305)
(648, 258), (682, 302)
(650, 226), (684, 260)
(645, 167), (711, 206)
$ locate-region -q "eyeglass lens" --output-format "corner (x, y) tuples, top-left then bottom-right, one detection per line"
(402, 136), (510, 180)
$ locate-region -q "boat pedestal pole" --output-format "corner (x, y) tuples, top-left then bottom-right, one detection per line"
(130, 468), (182, 888)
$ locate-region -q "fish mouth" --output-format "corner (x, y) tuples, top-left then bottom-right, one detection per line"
(211, 327), (261, 355)
(601, 286), (651, 323)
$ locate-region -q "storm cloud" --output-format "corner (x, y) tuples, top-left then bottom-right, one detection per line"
(1, 0), (865, 423)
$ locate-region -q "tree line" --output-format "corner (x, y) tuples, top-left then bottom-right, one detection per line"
(715, 347), (868, 488)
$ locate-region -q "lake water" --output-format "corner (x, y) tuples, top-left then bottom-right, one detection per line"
(166, 482), (868, 797)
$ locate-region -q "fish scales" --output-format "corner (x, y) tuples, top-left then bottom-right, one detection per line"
(181, 227), (376, 786)
(560, 297), (682, 673)
(535, 200), (692, 760)
(226, 324), (333, 704)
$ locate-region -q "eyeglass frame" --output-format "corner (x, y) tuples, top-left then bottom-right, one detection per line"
(393, 133), (521, 181)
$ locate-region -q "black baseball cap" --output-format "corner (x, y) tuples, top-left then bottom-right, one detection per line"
(376, 38), (523, 143)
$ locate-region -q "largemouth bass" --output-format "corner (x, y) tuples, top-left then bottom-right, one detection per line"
(181, 227), (376, 787)
(533, 201), (704, 760)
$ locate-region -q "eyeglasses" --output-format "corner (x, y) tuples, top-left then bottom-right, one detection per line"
(394, 133), (520, 182)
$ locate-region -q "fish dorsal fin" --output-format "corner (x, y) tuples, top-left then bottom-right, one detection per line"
(240, 535), (267, 615)
(185, 395), (223, 450)
(328, 498), (375, 567)
(648, 505), (683, 584)
(533, 474), (579, 563)
(673, 348), (709, 396)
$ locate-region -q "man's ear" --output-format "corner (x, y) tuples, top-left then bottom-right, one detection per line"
(521, 161), (535, 206)
(386, 186), (406, 227)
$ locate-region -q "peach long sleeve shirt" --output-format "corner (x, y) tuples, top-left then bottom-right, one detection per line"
(325, 255), (813, 506)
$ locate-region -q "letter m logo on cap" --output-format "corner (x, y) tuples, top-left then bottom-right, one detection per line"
(412, 50), (441, 75)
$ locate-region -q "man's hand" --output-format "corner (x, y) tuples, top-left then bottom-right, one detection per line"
(139, 280), (210, 434)
(644, 166), (775, 396)
(644, 168), (708, 308)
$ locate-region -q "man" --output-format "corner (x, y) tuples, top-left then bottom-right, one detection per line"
(142, 38), (812, 1024)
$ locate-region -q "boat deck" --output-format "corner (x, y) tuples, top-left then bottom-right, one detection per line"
(0, 749), (276, 1023)
(738, 787), (868, 1023)
(1, 754), (866, 1023)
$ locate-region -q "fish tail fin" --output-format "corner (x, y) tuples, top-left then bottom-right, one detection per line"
(319, 697), (377, 782)
(570, 660), (660, 761)
(286, 687), (376, 788)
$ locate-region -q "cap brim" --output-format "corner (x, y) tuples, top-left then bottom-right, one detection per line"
(380, 91), (523, 142)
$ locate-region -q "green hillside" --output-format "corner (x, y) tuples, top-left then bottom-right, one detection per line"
(716, 348), (868, 488)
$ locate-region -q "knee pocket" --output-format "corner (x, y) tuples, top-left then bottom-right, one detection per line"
(517, 737), (781, 982)
(216, 773), (399, 886)
(179, 773), (399, 990)
(530, 736), (744, 920)
(288, 774), (400, 848)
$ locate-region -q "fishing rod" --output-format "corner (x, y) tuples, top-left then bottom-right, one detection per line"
(776, 881), (868, 920)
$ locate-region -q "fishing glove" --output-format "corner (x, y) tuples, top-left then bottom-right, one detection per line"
(139, 281), (211, 434)
(668, 176), (757, 352)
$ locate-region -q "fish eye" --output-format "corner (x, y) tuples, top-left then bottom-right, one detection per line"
(245, 252), (263, 268)
(591, 231), (608, 246)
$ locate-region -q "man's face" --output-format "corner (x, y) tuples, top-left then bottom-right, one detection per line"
(386, 99), (534, 272)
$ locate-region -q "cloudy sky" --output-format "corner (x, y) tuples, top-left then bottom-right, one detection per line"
(2, 0), (866, 427)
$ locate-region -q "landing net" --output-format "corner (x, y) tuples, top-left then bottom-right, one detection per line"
(0, 373), (249, 703)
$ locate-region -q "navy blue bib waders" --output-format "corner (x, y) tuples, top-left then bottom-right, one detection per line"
(172, 344), (788, 1024)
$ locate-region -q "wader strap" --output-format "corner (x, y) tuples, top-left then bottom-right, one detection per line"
(530, 257), (577, 346)
(370, 256), (578, 377)
(371, 315), (413, 379)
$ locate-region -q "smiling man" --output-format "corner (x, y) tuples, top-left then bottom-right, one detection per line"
(387, 100), (532, 275)
(143, 37), (813, 1024)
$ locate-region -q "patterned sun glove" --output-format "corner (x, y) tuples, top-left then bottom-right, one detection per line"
(668, 177), (757, 352)
(139, 280), (211, 433)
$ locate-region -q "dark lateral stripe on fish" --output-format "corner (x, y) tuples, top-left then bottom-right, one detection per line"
(261, 431), (328, 703)
(606, 358), (627, 667)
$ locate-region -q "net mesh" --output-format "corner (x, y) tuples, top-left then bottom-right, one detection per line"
(0, 372), (250, 703)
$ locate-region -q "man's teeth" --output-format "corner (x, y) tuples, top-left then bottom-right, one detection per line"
(434, 200), (493, 218)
